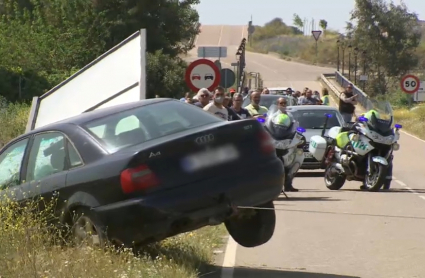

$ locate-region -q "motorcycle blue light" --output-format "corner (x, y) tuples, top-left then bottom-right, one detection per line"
(297, 127), (306, 133)
(325, 113), (333, 118)
(258, 118), (265, 123)
(395, 124), (402, 129)
(358, 116), (368, 122)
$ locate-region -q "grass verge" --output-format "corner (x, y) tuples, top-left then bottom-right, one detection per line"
(393, 106), (425, 139)
(0, 97), (229, 277)
(0, 197), (227, 277)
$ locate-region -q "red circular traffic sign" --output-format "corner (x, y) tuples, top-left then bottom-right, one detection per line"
(185, 59), (221, 92)
(400, 74), (420, 94)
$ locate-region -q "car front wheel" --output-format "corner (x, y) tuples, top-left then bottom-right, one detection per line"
(224, 201), (276, 248)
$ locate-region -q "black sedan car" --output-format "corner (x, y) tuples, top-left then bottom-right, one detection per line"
(0, 99), (284, 248)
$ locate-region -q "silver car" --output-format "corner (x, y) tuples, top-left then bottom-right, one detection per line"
(286, 106), (345, 170)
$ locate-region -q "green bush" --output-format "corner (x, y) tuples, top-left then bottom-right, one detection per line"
(0, 96), (30, 147)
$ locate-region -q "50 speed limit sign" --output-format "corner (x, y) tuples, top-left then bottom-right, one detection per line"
(401, 74), (420, 94)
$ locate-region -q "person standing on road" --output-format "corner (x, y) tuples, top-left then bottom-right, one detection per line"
(321, 88), (330, 106)
(242, 87), (249, 99)
(277, 97), (288, 113)
(194, 88), (211, 108)
(245, 90), (269, 118)
(180, 92), (190, 101)
(262, 88), (270, 95)
(203, 86), (228, 120)
(339, 84), (358, 123)
(231, 93), (252, 119)
(297, 91), (306, 105)
(300, 90), (320, 105)
(223, 94), (241, 121)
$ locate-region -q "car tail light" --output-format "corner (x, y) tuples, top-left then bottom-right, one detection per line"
(120, 164), (159, 194)
(259, 130), (275, 154)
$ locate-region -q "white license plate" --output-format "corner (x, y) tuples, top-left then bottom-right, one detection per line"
(304, 152), (313, 158)
(181, 144), (239, 172)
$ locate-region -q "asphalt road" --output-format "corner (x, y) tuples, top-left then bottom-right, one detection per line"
(190, 26), (425, 278)
(186, 24), (331, 92)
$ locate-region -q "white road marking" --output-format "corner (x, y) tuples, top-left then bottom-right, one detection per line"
(400, 129), (425, 144)
(218, 25), (223, 46)
(221, 235), (237, 278)
(395, 179), (407, 187)
(394, 176), (423, 196)
(249, 60), (278, 74)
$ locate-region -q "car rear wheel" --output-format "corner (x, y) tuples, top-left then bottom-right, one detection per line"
(72, 208), (107, 248)
(224, 201), (276, 248)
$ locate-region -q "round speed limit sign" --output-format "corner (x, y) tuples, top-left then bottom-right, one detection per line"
(401, 74), (420, 94)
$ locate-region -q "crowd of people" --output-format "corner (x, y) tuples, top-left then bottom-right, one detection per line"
(178, 83), (357, 123)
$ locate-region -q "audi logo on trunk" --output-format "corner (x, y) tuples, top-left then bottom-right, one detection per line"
(195, 134), (214, 144)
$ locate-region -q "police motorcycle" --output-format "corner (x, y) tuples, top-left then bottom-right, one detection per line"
(258, 105), (306, 190)
(308, 99), (401, 192)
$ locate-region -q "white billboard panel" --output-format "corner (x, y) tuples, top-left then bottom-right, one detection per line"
(26, 30), (146, 132)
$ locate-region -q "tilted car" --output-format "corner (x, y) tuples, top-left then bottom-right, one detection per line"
(285, 106), (345, 170)
(0, 99), (284, 248)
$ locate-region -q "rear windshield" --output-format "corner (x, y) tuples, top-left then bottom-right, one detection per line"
(288, 110), (341, 129)
(82, 100), (222, 153)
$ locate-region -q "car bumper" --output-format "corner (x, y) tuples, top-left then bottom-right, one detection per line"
(301, 156), (325, 170)
(93, 158), (284, 245)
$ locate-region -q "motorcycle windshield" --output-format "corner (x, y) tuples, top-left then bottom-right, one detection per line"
(364, 99), (393, 134)
(265, 104), (297, 140)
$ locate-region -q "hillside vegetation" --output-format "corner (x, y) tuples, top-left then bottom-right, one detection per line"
(247, 17), (340, 66)
(248, 1), (425, 138)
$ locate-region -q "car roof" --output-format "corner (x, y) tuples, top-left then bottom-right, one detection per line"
(286, 105), (339, 111)
(20, 98), (172, 138)
(256, 94), (294, 98)
(268, 87), (289, 90)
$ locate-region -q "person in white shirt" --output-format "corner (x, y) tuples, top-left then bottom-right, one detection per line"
(203, 86), (228, 120)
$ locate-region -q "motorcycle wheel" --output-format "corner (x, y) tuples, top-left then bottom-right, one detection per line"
(324, 164), (346, 190)
(365, 162), (387, 192)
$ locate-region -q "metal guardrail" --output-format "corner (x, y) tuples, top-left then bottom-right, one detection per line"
(321, 73), (366, 115)
(334, 71), (369, 110)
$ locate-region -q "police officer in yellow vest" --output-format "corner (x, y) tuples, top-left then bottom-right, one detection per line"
(321, 88), (330, 106)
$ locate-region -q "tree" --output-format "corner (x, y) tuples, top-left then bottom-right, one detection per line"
(0, 0), (199, 101)
(350, 0), (421, 95)
(319, 19), (328, 34)
(293, 14), (303, 32)
(93, 0), (200, 56)
(146, 50), (189, 98)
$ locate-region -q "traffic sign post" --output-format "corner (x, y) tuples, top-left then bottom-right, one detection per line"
(185, 59), (221, 92)
(197, 47), (228, 59)
(311, 30), (322, 62)
(219, 68), (236, 89)
(400, 74), (420, 94)
(214, 60), (222, 71)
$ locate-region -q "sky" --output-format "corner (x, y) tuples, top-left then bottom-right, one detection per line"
(194, 0), (425, 32)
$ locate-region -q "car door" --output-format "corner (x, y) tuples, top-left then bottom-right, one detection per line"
(0, 137), (31, 204)
(25, 132), (68, 205)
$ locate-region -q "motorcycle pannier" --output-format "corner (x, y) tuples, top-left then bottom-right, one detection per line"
(308, 135), (327, 161)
